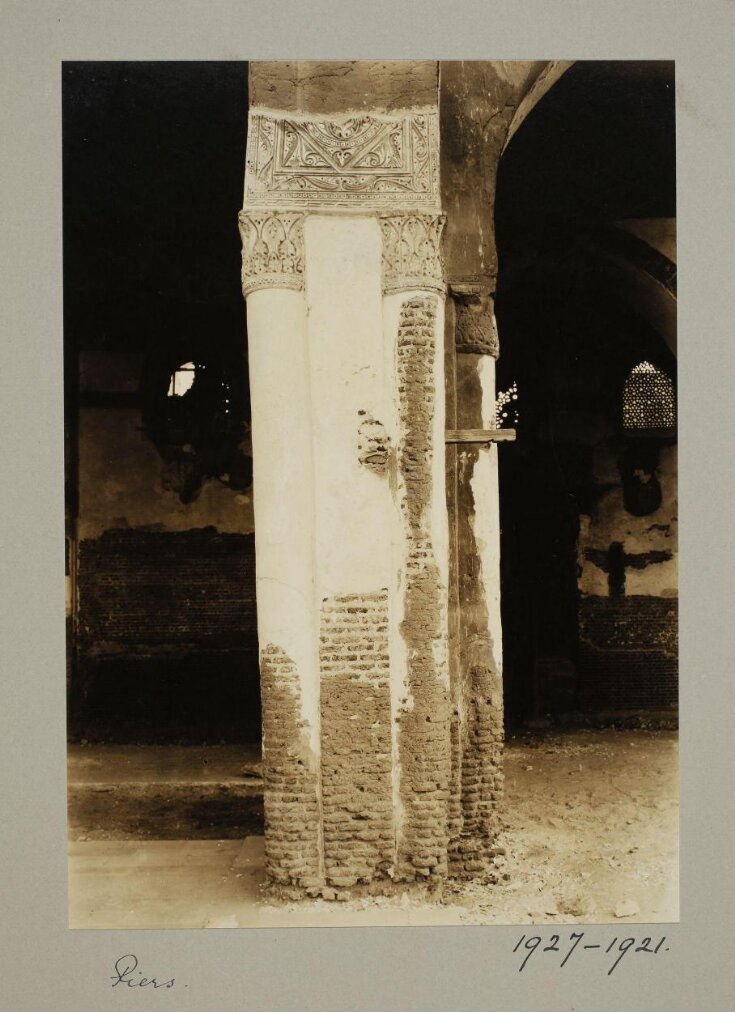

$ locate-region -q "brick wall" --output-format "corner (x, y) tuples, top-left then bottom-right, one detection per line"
(73, 528), (260, 742)
(78, 528), (257, 650)
(578, 595), (678, 710)
(320, 591), (394, 888)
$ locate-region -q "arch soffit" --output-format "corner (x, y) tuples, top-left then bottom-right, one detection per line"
(498, 242), (677, 361)
(502, 60), (576, 154)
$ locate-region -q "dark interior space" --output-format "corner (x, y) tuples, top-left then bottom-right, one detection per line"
(63, 62), (250, 360)
(63, 62), (258, 744)
(63, 59), (679, 742)
(495, 61), (678, 728)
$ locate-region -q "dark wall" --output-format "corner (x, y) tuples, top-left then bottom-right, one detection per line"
(63, 63), (257, 743)
(78, 529), (257, 648)
(72, 530), (259, 743)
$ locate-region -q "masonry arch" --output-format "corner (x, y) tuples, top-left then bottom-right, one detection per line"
(502, 60), (575, 151)
(494, 60), (678, 724)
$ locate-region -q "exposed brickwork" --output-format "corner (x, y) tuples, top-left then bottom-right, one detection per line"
(356, 413), (391, 475)
(447, 705), (463, 862)
(578, 595), (678, 710)
(395, 297), (451, 882)
(260, 644), (321, 887)
(77, 528), (257, 650)
(319, 591), (394, 887)
(444, 375), (464, 870)
(453, 639), (505, 877)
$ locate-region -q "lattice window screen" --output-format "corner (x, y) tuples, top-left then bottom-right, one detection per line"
(623, 361), (676, 430)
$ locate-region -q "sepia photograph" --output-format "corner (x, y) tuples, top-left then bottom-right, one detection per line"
(63, 59), (679, 929)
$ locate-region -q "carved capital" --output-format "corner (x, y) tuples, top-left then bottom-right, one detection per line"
(244, 108), (440, 213)
(450, 283), (499, 357)
(380, 213), (446, 295)
(238, 210), (305, 296)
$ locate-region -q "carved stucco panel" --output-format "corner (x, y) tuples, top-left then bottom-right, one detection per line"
(244, 109), (441, 212)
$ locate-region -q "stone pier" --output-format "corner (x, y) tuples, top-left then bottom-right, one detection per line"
(240, 60), (562, 896)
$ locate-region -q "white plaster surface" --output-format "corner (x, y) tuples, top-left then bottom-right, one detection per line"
(305, 215), (393, 600)
(472, 355), (504, 673)
(246, 288), (319, 746)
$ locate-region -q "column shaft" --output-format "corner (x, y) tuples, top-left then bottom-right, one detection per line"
(450, 348), (505, 876)
(306, 215), (397, 889)
(246, 287), (323, 888)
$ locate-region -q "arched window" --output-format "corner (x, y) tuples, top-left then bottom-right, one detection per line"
(622, 361), (675, 431)
(140, 347), (252, 502)
(167, 361), (196, 397)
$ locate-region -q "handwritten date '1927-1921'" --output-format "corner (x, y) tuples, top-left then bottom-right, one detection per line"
(514, 932), (669, 974)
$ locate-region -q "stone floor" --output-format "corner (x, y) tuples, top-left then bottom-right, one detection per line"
(68, 744), (264, 841)
(68, 729), (678, 928)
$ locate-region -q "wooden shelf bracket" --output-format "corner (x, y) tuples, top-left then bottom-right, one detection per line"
(445, 428), (517, 444)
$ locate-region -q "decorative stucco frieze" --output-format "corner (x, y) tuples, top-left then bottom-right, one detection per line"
(238, 210), (305, 296)
(380, 213), (446, 295)
(244, 109), (441, 212)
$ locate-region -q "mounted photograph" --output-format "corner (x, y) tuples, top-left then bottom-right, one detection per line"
(64, 59), (678, 928)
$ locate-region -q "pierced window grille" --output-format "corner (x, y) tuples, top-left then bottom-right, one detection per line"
(622, 361), (675, 430)
(493, 381), (519, 428)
